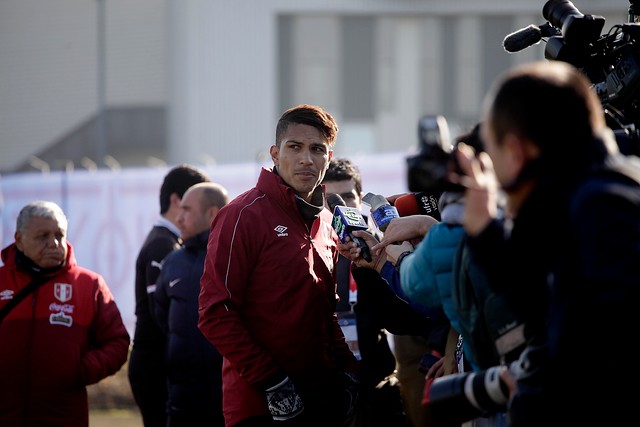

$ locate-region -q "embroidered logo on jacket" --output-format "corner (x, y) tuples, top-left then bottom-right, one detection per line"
(274, 225), (288, 237)
(0, 289), (14, 300)
(50, 311), (73, 327)
(54, 283), (72, 302)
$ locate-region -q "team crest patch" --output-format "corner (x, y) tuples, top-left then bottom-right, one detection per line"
(54, 283), (72, 302)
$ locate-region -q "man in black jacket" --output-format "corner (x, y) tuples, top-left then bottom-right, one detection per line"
(456, 60), (640, 427)
(323, 158), (434, 427)
(128, 164), (211, 427)
(154, 182), (229, 427)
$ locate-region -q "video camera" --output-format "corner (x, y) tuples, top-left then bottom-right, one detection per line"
(503, 0), (640, 156)
(406, 114), (464, 196)
(428, 344), (545, 425)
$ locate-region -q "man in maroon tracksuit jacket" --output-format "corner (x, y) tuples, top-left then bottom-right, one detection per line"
(198, 104), (359, 427)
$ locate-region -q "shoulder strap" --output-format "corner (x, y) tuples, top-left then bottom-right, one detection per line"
(0, 276), (49, 325)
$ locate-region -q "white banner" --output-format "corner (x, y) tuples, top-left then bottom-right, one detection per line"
(1, 153), (408, 334)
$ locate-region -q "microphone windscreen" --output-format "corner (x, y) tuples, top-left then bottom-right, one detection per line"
(327, 193), (346, 212)
(393, 193), (420, 217)
(394, 192), (441, 221)
(502, 24), (542, 53)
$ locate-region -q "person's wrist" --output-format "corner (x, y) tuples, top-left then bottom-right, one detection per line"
(394, 250), (412, 271)
(372, 253), (386, 272)
(261, 371), (288, 391)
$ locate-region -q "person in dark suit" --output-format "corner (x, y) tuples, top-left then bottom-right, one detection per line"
(128, 164), (210, 427)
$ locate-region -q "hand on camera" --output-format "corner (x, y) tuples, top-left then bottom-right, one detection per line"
(264, 376), (304, 421)
(453, 143), (499, 236)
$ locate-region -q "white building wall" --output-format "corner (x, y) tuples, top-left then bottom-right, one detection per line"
(0, 0), (630, 172)
(0, 0), (166, 171)
(455, 17), (483, 117)
(168, 0), (277, 166)
(0, 0), (97, 170)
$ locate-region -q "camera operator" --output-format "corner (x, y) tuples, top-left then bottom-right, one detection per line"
(454, 60), (640, 427)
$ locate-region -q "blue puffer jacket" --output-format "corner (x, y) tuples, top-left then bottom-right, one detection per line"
(154, 230), (223, 416)
(399, 192), (465, 334)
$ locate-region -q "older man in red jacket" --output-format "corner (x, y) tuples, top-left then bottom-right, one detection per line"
(0, 200), (130, 427)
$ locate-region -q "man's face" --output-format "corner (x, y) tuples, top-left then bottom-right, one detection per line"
(270, 123), (333, 202)
(176, 188), (213, 240)
(15, 216), (68, 268)
(323, 179), (361, 209)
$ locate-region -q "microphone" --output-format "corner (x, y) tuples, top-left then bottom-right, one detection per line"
(361, 192), (399, 232)
(327, 193), (372, 262)
(502, 24), (543, 53)
(502, 23), (561, 53)
(394, 192), (441, 221)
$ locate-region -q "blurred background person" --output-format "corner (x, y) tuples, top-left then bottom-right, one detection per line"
(129, 163), (211, 427)
(154, 182), (229, 427)
(337, 193), (449, 427)
(323, 157), (413, 427)
(0, 200), (130, 427)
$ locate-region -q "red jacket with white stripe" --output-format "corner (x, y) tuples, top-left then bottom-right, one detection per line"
(198, 168), (357, 426)
(0, 242), (130, 427)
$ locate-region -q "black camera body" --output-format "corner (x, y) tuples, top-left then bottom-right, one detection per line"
(528, 0), (640, 155)
(406, 114), (466, 195)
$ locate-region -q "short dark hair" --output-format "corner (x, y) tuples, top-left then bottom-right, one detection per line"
(323, 158), (362, 196)
(275, 104), (339, 148)
(485, 61), (608, 172)
(159, 164), (211, 214)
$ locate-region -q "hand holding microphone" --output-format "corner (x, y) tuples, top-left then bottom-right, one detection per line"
(371, 215), (438, 253)
(327, 193), (373, 262)
(362, 192), (399, 232)
(358, 191), (439, 253)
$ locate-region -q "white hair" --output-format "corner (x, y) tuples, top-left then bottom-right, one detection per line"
(16, 201), (68, 233)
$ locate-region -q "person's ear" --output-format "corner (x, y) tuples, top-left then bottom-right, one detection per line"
(207, 206), (220, 223)
(14, 231), (23, 251)
(506, 133), (538, 172)
(170, 193), (181, 208)
(270, 145), (279, 166)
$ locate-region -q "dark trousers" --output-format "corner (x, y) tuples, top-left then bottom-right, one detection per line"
(168, 411), (224, 427)
(128, 347), (168, 427)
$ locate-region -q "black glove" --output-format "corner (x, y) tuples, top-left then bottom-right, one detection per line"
(265, 376), (304, 421)
(339, 371), (360, 418)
